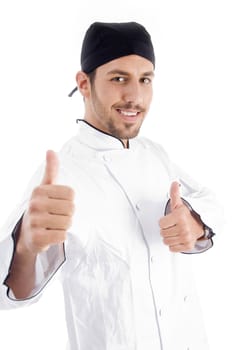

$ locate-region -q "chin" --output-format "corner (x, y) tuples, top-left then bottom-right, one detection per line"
(120, 128), (141, 140)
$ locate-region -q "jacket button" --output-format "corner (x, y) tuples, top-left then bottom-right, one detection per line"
(135, 204), (140, 211)
(184, 295), (188, 302)
(150, 256), (155, 263)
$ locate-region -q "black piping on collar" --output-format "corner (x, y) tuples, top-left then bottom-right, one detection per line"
(76, 119), (129, 149)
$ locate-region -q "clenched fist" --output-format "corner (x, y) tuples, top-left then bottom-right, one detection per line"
(18, 150), (75, 254)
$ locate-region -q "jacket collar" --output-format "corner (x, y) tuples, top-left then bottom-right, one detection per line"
(76, 119), (130, 150)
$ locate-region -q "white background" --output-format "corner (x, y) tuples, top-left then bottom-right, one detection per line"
(0, 0), (232, 349)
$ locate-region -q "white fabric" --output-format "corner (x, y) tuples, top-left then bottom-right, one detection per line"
(0, 121), (223, 349)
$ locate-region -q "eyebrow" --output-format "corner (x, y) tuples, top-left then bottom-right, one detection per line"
(107, 69), (155, 77)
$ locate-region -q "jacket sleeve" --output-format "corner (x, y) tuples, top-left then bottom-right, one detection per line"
(0, 163), (66, 309)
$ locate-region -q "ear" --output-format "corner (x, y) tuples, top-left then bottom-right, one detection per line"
(76, 71), (91, 98)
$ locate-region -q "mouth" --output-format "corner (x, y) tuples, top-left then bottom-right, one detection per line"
(116, 109), (141, 122)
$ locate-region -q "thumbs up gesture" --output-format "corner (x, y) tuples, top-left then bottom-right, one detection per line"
(18, 150), (75, 254)
(159, 181), (204, 253)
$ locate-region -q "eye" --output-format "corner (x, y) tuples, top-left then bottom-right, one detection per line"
(111, 76), (126, 83)
(141, 77), (151, 84)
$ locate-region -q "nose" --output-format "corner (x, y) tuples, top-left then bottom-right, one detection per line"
(122, 80), (143, 106)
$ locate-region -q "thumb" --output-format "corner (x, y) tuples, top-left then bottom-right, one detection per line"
(41, 150), (59, 185)
(170, 181), (183, 211)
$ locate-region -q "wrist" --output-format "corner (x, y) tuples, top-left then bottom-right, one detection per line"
(197, 225), (215, 241)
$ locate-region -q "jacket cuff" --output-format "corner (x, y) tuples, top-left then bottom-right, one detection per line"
(4, 217), (66, 301)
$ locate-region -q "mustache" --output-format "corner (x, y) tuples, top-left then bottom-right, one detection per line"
(114, 102), (146, 112)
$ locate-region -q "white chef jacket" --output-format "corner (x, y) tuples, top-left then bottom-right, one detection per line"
(0, 120), (222, 350)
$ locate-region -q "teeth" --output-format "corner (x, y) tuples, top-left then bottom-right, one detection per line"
(119, 110), (138, 116)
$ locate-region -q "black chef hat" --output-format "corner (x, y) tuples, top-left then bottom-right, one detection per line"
(68, 21), (155, 97)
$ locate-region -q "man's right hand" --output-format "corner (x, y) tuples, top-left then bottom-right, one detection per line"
(18, 150), (75, 255)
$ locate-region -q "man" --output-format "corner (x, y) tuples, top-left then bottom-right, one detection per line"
(0, 22), (222, 349)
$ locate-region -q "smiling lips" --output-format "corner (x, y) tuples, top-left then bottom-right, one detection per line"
(116, 109), (141, 121)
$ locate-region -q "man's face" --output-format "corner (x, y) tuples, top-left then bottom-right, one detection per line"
(84, 55), (154, 145)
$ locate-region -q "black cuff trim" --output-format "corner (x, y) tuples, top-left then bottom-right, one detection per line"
(3, 216), (24, 287)
(3, 216), (66, 301)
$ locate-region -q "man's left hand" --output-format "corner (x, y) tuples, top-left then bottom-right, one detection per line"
(159, 181), (204, 253)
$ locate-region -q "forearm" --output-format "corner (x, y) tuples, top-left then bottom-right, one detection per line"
(5, 241), (37, 299)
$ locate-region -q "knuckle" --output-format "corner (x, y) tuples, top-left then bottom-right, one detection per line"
(30, 217), (40, 228)
(30, 213), (46, 229)
(60, 185), (73, 197)
(55, 186), (75, 200)
(28, 199), (41, 213)
(32, 186), (44, 197)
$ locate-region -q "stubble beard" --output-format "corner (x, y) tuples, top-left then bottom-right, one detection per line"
(106, 118), (143, 140)
(90, 86), (145, 141)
